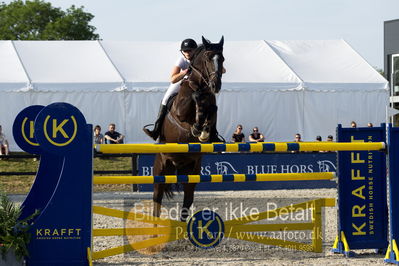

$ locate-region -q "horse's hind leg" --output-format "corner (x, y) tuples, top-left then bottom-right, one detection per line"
(153, 154), (176, 217)
(153, 183), (165, 218)
(153, 154), (166, 218)
(181, 183), (197, 221)
(180, 159), (201, 221)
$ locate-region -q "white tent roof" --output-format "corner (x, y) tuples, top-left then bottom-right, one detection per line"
(100, 40), (304, 91)
(12, 41), (124, 91)
(0, 41), (29, 90)
(101, 41), (178, 82)
(220, 41), (302, 90)
(266, 40), (388, 91)
(0, 40), (388, 92)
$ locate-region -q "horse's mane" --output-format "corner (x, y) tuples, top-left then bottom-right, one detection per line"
(190, 45), (205, 65)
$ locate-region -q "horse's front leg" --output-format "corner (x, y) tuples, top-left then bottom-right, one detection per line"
(199, 104), (218, 142)
(191, 90), (208, 138)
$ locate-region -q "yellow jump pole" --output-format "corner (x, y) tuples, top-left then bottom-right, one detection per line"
(93, 172), (336, 185)
(96, 141), (385, 154)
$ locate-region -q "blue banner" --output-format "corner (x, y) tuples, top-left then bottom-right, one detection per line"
(387, 125), (399, 262)
(336, 124), (387, 250)
(138, 152), (337, 191)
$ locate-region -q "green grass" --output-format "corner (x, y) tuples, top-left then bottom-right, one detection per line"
(0, 154), (133, 194)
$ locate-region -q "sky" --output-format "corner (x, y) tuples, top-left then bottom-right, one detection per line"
(4, 0), (399, 69)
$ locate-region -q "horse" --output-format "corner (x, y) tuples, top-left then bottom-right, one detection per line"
(152, 36), (224, 221)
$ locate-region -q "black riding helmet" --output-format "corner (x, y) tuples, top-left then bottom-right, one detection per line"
(181, 38), (197, 51)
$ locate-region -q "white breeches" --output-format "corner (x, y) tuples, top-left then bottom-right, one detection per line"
(161, 81), (181, 105)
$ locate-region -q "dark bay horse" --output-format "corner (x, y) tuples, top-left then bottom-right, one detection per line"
(153, 36), (224, 221)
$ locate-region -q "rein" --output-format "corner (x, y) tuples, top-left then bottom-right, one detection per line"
(189, 64), (210, 88)
(188, 51), (219, 90)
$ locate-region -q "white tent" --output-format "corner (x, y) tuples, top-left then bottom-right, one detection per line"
(0, 40), (388, 151)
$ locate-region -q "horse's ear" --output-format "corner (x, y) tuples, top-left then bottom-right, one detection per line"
(202, 36), (210, 49)
(219, 36), (224, 46)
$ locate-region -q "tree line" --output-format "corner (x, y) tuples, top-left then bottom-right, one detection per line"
(0, 0), (99, 40)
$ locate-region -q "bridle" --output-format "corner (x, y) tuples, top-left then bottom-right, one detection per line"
(188, 50), (222, 91)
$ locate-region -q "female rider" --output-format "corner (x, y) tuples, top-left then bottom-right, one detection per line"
(143, 38), (224, 142)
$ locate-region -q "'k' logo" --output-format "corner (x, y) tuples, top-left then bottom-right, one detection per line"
(43, 115), (78, 146)
(21, 117), (39, 146)
(187, 210), (224, 249)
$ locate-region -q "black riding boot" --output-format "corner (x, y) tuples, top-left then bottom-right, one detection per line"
(209, 124), (225, 143)
(143, 104), (168, 141)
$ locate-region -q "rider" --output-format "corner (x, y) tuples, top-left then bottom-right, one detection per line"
(143, 38), (224, 142)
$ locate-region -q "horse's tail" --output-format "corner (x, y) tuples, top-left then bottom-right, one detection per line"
(163, 183), (183, 200)
(164, 184), (174, 199)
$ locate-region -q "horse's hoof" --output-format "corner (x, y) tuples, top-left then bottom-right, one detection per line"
(199, 131), (210, 142)
(191, 126), (201, 137)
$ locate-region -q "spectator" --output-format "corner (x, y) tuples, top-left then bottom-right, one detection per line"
(0, 125), (9, 155)
(231, 124), (245, 142)
(351, 121), (357, 128)
(292, 133), (302, 153)
(104, 123), (124, 144)
(327, 135), (334, 141)
(249, 127), (264, 142)
(368, 122), (373, 127)
(294, 133), (302, 142)
(316, 135), (324, 152)
(93, 125), (104, 144)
